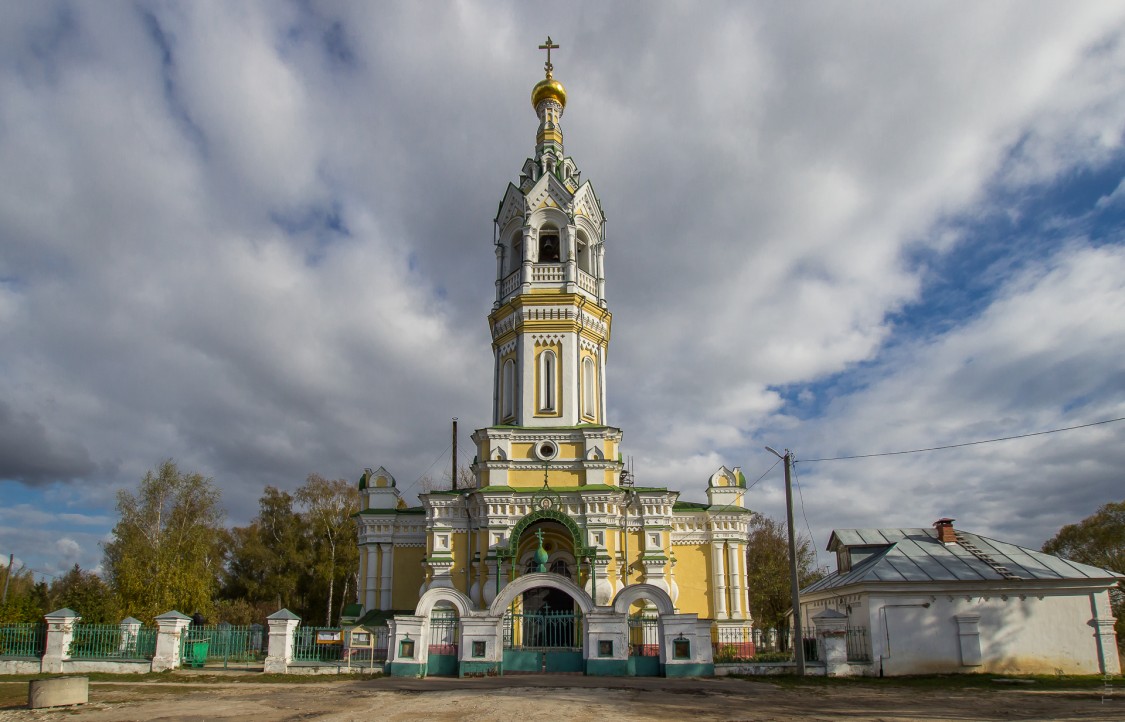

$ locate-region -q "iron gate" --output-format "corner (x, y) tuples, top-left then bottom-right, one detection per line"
(503, 609), (584, 673)
(427, 609), (459, 676)
(628, 614), (661, 676)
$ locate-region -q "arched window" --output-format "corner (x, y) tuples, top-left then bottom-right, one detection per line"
(576, 233), (594, 274)
(538, 228), (560, 263)
(549, 559), (572, 578)
(502, 359), (516, 420)
(508, 233), (523, 275)
(582, 356), (596, 419)
(539, 349), (557, 412)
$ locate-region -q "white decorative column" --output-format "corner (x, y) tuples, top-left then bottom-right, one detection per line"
(1093, 617), (1121, 675)
(379, 543), (394, 610)
(41, 608), (80, 674)
(726, 543), (743, 619)
(364, 545), (378, 611)
(711, 543), (728, 619)
(151, 611), (192, 672)
(739, 546), (752, 622)
(264, 609), (301, 674)
(482, 559), (498, 607)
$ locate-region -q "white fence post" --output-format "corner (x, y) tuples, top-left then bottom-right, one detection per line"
(152, 611), (192, 672)
(41, 608), (80, 674)
(264, 609), (301, 674)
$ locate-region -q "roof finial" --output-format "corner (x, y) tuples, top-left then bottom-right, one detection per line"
(539, 36), (559, 78)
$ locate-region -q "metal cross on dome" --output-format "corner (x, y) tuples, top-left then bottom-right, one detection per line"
(539, 36), (559, 76)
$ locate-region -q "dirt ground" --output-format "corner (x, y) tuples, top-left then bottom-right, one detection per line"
(0, 674), (1120, 722)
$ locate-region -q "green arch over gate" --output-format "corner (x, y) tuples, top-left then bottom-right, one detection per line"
(498, 509), (593, 561)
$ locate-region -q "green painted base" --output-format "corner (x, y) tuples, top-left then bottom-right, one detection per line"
(388, 662), (427, 678)
(664, 662), (714, 677)
(459, 661), (501, 678)
(585, 658), (629, 676)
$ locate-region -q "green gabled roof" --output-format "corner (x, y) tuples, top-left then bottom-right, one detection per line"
(354, 609), (412, 627)
(356, 506), (425, 515)
(488, 423), (614, 430)
(673, 501), (710, 511)
(475, 484), (632, 494)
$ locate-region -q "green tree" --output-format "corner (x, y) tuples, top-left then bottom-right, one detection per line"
(1042, 500), (1124, 641)
(0, 564), (48, 623)
(223, 486), (309, 613)
(296, 474), (360, 626)
(102, 460), (226, 624)
(50, 565), (118, 623)
(744, 512), (822, 633)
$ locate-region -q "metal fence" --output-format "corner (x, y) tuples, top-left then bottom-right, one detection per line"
(181, 624), (265, 668)
(714, 627), (821, 663)
(69, 624), (157, 660)
(344, 625), (389, 664)
(846, 627), (871, 662)
(0, 623), (46, 658)
(293, 626), (344, 663)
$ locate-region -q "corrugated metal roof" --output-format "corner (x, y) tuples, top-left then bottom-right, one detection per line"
(803, 527), (1122, 594)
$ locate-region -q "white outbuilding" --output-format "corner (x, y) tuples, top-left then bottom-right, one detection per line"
(799, 518), (1121, 676)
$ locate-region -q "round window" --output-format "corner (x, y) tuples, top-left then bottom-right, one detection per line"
(535, 440), (559, 461)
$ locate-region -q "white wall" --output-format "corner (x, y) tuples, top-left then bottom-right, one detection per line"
(856, 589), (1116, 676)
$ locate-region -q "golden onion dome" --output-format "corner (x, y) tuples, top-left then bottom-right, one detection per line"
(532, 75), (567, 110)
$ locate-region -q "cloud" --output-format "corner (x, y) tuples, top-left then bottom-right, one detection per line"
(0, 1), (1122, 579)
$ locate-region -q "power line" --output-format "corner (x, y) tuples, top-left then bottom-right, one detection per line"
(797, 416), (1125, 463)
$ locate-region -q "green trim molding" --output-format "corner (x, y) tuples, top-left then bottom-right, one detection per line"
(664, 662), (714, 678)
(459, 661), (501, 678)
(585, 658), (629, 676)
(388, 662), (427, 678)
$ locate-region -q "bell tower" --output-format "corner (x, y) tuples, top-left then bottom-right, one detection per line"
(474, 38), (620, 490)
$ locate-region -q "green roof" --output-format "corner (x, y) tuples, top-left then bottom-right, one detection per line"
(673, 501), (710, 511)
(356, 506), (424, 515)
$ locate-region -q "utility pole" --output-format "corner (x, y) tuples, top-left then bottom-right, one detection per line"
(766, 446), (805, 676)
(451, 418), (458, 491)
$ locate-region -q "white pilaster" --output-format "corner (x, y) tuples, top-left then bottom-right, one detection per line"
(726, 542), (743, 619)
(364, 545), (378, 611)
(711, 543), (728, 619)
(379, 543), (394, 610)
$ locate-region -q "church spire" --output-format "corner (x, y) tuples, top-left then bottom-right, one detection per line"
(531, 36), (567, 162)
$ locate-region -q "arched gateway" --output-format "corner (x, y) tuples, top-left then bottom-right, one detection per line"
(492, 573), (593, 673)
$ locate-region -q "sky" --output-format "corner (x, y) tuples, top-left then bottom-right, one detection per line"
(2, 1), (1124, 583)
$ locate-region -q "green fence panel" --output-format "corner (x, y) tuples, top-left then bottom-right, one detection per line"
(70, 624), (157, 660)
(293, 627), (344, 663)
(0, 624), (46, 658)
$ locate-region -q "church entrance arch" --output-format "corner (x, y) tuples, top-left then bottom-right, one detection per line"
(613, 584), (676, 677)
(493, 573), (593, 674)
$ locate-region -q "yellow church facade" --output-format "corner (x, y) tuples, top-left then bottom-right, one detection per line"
(354, 41), (754, 677)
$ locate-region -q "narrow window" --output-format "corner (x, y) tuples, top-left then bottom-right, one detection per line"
(502, 359), (515, 420)
(582, 356), (596, 418)
(539, 349), (557, 412)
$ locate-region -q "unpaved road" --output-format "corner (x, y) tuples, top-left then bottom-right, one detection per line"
(0, 674), (1120, 721)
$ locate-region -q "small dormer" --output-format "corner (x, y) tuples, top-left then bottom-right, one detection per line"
(705, 465), (746, 508)
(359, 466), (402, 510)
(827, 531), (891, 573)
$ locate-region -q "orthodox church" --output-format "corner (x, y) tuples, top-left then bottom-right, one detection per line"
(353, 40), (754, 676)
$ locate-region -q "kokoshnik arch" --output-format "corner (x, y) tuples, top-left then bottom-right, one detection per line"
(350, 39), (754, 677)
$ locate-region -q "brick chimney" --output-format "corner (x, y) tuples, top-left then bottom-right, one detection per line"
(934, 517), (957, 544)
